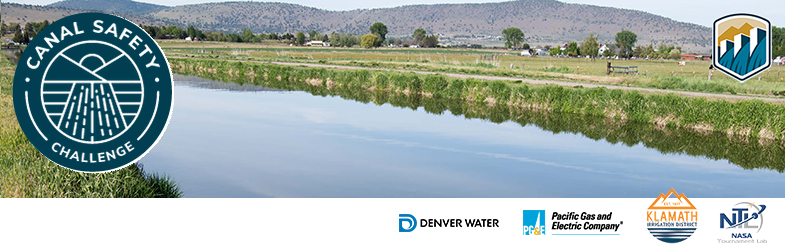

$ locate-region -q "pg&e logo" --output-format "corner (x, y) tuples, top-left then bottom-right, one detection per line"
(523, 210), (546, 235)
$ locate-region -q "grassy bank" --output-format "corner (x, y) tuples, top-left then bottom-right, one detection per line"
(0, 56), (182, 198)
(170, 58), (785, 142)
(162, 43), (785, 97)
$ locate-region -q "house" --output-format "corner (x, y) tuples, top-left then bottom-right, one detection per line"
(680, 53), (699, 60)
(680, 53), (711, 61)
(598, 44), (609, 55)
(306, 41), (330, 47)
(535, 48), (548, 56)
(520, 50), (532, 56)
(185, 36), (192, 41)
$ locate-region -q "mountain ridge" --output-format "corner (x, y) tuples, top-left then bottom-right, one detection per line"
(48, 0), (168, 15)
(3, 0), (712, 51)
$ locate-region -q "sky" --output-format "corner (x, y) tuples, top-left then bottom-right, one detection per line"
(6, 0), (784, 27)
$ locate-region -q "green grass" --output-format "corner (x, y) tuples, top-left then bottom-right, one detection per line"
(162, 41), (785, 97)
(0, 55), (182, 198)
(171, 58), (785, 142)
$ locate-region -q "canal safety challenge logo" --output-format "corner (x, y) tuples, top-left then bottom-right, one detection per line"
(713, 14), (771, 82)
(13, 13), (173, 172)
(646, 189), (698, 243)
(718, 202), (768, 244)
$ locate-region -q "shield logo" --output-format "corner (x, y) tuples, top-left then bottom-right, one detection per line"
(713, 14), (771, 82)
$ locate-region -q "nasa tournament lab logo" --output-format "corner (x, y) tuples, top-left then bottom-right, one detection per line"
(713, 14), (771, 82)
(718, 202), (768, 244)
(522, 210), (546, 235)
(646, 189), (698, 243)
(13, 13), (173, 172)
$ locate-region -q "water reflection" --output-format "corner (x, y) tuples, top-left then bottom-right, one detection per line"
(140, 74), (785, 198)
(1, 48), (23, 64)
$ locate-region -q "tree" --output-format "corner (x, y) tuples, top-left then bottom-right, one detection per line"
(309, 30), (318, 39)
(412, 28), (426, 45)
(566, 42), (580, 57)
(23, 31), (30, 44)
(522, 43), (531, 50)
(8, 23), (21, 35)
(602, 47), (615, 57)
(241, 28), (255, 43)
(502, 27), (524, 48)
(580, 33), (599, 57)
(24, 23), (37, 39)
(773, 26), (785, 58)
(421, 34), (439, 48)
(615, 30), (637, 58)
(669, 48), (682, 59)
(370, 22), (387, 46)
(13, 29), (23, 44)
(296, 32), (306, 46)
(361, 34), (379, 48)
(342, 34), (358, 47)
(549, 47), (561, 56)
(187, 25), (197, 38)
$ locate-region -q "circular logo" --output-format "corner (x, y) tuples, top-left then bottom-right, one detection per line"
(13, 13), (172, 173)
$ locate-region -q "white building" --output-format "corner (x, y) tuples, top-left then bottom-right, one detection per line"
(598, 44), (609, 55)
(306, 41), (331, 47)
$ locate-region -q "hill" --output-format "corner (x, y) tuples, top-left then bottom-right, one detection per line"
(2, 0), (712, 51)
(151, 0), (711, 50)
(1, 2), (178, 27)
(48, 0), (168, 15)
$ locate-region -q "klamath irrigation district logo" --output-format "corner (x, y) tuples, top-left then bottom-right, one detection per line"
(646, 189), (698, 243)
(713, 14), (771, 82)
(13, 13), (173, 173)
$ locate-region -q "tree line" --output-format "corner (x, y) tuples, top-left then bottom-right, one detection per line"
(5, 18), (783, 59)
(2, 20), (51, 44)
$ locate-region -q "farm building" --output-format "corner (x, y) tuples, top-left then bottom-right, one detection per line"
(306, 41), (331, 47)
(680, 53), (711, 61)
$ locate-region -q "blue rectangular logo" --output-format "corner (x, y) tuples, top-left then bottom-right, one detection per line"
(523, 210), (546, 235)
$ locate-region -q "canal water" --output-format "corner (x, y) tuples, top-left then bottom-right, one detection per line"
(140, 74), (785, 197)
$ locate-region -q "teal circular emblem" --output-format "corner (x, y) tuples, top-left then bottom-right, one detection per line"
(13, 13), (173, 173)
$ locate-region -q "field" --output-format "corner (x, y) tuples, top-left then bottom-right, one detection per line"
(0, 54), (182, 198)
(159, 40), (785, 98)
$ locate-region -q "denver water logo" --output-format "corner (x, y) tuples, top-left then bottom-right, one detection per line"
(713, 14), (771, 82)
(13, 13), (172, 172)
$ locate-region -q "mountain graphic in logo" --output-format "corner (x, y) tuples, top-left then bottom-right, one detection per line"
(713, 14), (771, 82)
(648, 189), (697, 210)
(646, 189), (698, 243)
